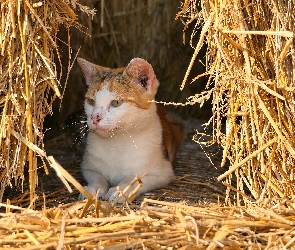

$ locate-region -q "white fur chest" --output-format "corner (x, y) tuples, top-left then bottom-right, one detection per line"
(83, 114), (165, 185)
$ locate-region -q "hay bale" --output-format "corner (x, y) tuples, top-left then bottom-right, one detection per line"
(177, 0), (295, 203)
(0, 1), (95, 202)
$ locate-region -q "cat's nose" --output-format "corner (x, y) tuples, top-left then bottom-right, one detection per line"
(91, 114), (101, 125)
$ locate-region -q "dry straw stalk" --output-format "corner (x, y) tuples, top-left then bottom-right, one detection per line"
(2, 193), (295, 249)
(177, 0), (295, 203)
(0, 1), (95, 203)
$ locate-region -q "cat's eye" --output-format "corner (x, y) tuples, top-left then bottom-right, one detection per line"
(86, 98), (95, 106)
(111, 99), (123, 107)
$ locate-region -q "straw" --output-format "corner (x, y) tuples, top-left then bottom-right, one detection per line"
(1, 179), (295, 249)
(0, 0), (95, 204)
(176, 0), (295, 203)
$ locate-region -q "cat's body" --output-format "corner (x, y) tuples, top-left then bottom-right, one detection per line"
(77, 57), (183, 201)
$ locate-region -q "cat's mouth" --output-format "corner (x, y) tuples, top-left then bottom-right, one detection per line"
(93, 126), (110, 136)
(92, 125), (119, 138)
(88, 120), (121, 137)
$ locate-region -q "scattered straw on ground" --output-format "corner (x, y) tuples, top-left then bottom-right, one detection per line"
(176, 0), (295, 203)
(2, 157), (295, 249)
(2, 191), (295, 249)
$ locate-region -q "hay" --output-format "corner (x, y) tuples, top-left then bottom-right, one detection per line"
(2, 188), (295, 249)
(0, 1), (95, 203)
(176, 0), (295, 203)
(2, 153), (295, 249)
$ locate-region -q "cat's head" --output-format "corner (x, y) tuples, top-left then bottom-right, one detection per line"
(77, 57), (159, 137)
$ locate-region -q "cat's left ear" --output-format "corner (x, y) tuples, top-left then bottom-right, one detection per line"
(124, 58), (159, 94)
(77, 58), (107, 86)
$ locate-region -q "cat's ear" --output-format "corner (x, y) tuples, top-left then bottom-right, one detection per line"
(77, 58), (107, 86)
(124, 58), (158, 93)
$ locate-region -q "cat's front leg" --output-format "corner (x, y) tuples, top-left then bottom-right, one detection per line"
(106, 174), (174, 203)
(78, 185), (108, 200)
(105, 176), (135, 203)
(78, 169), (109, 200)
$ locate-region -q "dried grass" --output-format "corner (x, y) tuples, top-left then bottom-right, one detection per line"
(2, 183), (295, 249)
(1, 155), (295, 249)
(0, 1), (95, 203)
(177, 0), (295, 203)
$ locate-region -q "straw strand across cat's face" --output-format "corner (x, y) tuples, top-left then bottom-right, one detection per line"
(77, 58), (159, 137)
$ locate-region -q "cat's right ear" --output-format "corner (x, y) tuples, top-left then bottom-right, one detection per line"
(77, 58), (105, 86)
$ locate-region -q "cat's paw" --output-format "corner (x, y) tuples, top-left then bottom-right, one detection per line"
(78, 186), (106, 200)
(78, 192), (86, 200)
(105, 187), (125, 203)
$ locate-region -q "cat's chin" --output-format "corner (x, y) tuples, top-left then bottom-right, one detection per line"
(94, 129), (110, 138)
(92, 127), (112, 138)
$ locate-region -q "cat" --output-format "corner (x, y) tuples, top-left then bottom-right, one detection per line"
(77, 57), (184, 202)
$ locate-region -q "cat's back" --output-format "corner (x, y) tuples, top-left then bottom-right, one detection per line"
(156, 105), (184, 166)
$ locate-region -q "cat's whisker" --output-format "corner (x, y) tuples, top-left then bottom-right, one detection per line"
(129, 122), (142, 133)
(77, 126), (90, 137)
(63, 119), (87, 130)
(122, 128), (138, 149)
(74, 125), (90, 147)
(74, 127), (88, 140)
(109, 130), (117, 152)
(76, 124), (89, 134)
(61, 114), (89, 150)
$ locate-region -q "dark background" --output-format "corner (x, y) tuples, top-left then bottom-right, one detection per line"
(44, 0), (209, 139)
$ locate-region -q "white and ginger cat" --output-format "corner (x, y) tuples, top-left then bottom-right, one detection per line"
(77, 57), (184, 202)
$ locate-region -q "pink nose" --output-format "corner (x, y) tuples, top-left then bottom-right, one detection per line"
(91, 114), (101, 125)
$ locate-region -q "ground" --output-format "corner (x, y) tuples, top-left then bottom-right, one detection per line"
(3, 118), (227, 208)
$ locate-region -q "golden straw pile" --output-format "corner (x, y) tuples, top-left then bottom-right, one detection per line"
(2, 158), (295, 249)
(177, 0), (295, 203)
(0, 1), (94, 202)
(3, 187), (295, 249)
